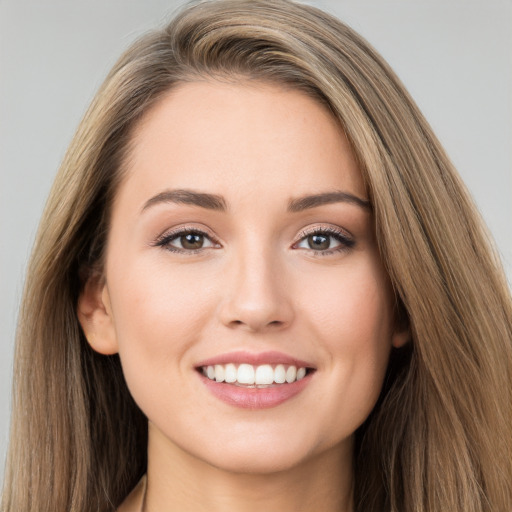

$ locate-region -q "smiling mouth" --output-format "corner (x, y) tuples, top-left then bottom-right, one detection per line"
(199, 363), (315, 387)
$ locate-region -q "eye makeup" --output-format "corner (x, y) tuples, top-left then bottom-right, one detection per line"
(152, 226), (221, 255)
(292, 225), (355, 256)
(151, 223), (355, 257)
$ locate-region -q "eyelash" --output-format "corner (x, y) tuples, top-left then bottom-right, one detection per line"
(153, 227), (219, 255)
(153, 225), (355, 256)
(293, 226), (355, 256)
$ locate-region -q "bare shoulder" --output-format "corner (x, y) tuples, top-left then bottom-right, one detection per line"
(116, 475), (146, 512)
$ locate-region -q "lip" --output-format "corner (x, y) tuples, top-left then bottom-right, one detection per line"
(198, 372), (313, 409)
(195, 350), (315, 369)
(195, 351), (316, 410)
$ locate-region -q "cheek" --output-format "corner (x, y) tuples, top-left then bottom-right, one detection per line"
(106, 257), (217, 396)
(298, 260), (394, 430)
(110, 256), (215, 337)
(301, 258), (394, 351)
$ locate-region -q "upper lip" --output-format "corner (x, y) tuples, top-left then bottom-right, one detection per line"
(196, 350), (315, 369)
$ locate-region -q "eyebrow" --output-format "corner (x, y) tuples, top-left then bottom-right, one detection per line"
(287, 191), (371, 212)
(141, 188), (370, 214)
(141, 189), (227, 212)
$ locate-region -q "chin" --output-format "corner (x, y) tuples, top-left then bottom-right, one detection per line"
(181, 425), (332, 476)
(203, 446), (312, 475)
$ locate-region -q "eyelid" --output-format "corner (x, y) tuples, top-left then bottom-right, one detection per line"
(292, 224), (355, 255)
(151, 223), (354, 255)
(153, 225), (222, 252)
(295, 224), (353, 241)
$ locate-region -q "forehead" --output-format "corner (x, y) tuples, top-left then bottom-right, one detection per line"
(119, 80), (365, 208)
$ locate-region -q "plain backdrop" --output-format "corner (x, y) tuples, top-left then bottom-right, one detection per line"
(1, 0), (511, 479)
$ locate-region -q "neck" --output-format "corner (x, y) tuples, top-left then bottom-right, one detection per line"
(143, 423), (354, 512)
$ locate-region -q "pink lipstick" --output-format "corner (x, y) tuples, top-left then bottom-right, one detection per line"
(196, 351), (315, 409)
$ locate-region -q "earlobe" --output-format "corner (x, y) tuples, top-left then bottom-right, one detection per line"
(391, 327), (410, 349)
(77, 273), (119, 355)
(391, 300), (410, 348)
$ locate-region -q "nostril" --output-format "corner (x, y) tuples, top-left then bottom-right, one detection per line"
(229, 320), (286, 332)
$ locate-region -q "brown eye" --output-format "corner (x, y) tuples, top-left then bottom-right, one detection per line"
(307, 234), (330, 250)
(294, 228), (355, 255)
(180, 233), (204, 250)
(155, 229), (218, 253)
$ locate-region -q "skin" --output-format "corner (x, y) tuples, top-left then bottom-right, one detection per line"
(78, 81), (408, 512)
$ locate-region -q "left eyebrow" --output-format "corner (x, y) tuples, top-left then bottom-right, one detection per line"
(140, 188), (370, 215)
(287, 191), (371, 212)
(141, 189), (227, 213)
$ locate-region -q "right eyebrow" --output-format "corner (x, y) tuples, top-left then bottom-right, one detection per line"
(141, 189), (227, 213)
(140, 188), (370, 215)
(287, 191), (371, 212)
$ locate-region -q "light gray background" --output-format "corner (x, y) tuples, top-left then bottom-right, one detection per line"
(1, 0), (511, 478)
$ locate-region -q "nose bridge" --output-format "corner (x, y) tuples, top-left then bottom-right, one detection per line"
(219, 233), (293, 331)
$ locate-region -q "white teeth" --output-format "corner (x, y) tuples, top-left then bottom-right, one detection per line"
(255, 364), (274, 385)
(237, 364), (255, 384)
(274, 364), (286, 383)
(214, 365), (225, 382)
(202, 363), (309, 386)
(285, 365), (297, 383)
(224, 363), (237, 383)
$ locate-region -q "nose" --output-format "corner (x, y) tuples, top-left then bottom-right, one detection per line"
(218, 246), (295, 333)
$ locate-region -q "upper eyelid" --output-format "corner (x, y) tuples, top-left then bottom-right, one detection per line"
(294, 224), (353, 241)
(158, 224), (350, 237)
(151, 226), (220, 253)
(157, 225), (219, 241)
(154, 224), (354, 249)
(292, 225), (356, 254)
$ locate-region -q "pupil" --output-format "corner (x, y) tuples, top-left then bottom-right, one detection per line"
(309, 234), (329, 250)
(182, 233), (203, 249)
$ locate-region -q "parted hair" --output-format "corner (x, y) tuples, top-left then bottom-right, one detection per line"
(2, 1), (511, 511)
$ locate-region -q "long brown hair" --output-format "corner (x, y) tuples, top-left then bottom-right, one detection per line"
(3, 1), (511, 511)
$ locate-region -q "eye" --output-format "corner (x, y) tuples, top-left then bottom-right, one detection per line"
(293, 227), (354, 255)
(154, 228), (219, 253)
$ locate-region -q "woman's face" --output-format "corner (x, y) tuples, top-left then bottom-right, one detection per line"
(80, 81), (406, 474)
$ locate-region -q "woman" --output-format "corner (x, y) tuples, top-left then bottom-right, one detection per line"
(2, 0), (511, 511)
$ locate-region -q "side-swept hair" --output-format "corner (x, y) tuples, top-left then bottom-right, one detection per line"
(3, 1), (511, 511)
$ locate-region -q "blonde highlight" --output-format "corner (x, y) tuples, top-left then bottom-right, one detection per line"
(2, 1), (511, 511)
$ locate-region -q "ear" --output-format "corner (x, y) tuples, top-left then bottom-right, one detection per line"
(391, 326), (410, 349)
(77, 272), (119, 355)
(389, 296), (410, 349)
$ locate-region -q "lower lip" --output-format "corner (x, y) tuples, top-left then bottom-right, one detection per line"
(199, 372), (313, 409)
